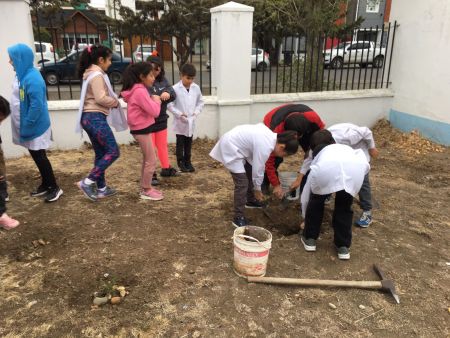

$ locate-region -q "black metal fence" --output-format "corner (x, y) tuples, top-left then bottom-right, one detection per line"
(32, 5), (211, 101)
(251, 22), (398, 94)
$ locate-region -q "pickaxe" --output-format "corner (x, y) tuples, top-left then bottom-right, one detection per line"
(247, 264), (400, 304)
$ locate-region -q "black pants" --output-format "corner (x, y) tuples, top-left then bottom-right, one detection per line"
(0, 193), (5, 215)
(29, 149), (57, 189)
(230, 162), (255, 218)
(176, 134), (193, 164)
(262, 156), (284, 191)
(303, 190), (353, 248)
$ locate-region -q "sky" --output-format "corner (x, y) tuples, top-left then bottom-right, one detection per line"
(89, 0), (105, 8)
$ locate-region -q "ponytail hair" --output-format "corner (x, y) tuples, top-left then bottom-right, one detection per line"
(77, 45), (113, 79)
(121, 62), (153, 91)
(277, 130), (299, 155)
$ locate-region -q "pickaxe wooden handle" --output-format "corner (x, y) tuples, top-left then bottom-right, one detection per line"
(247, 277), (382, 289)
(248, 264), (400, 304)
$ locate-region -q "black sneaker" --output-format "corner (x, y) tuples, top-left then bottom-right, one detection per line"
(232, 216), (251, 227)
(160, 167), (179, 177)
(45, 187), (63, 203)
(30, 185), (49, 197)
(245, 200), (267, 209)
(178, 161), (190, 173)
(185, 162), (195, 172)
(300, 236), (316, 252)
(151, 173), (160, 186)
(336, 246), (350, 260)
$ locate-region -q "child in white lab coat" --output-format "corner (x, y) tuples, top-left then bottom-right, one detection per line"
(167, 63), (204, 173)
(300, 130), (370, 260)
(210, 124), (299, 227)
(296, 123), (378, 227)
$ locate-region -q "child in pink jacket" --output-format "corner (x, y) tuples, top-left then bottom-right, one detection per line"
(121, 62), (163, 200)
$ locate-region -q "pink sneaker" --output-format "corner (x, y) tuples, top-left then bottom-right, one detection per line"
(0, 213), (20, 230)
(140, 189), (164, 201)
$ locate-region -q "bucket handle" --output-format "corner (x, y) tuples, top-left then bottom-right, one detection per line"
(234, 234), (271, 250)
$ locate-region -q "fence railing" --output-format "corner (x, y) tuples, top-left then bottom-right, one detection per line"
(251, 22), (398, 94)
(32, 3), (397, 101)
(32, 6), (211, 101)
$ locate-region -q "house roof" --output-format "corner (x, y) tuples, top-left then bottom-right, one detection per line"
(34, 8), (107, 29)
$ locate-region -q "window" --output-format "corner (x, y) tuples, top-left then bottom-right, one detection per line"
(35, 43), (46, 53)
(366, 0), (381, 13)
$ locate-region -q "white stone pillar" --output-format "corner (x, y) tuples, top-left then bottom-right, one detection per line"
(0, 0), (34, 100)
(0, 0), (35, 158)
(210, 1), (254, 135)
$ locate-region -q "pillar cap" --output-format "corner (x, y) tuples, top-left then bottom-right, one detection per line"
(210, 1), (254, 13)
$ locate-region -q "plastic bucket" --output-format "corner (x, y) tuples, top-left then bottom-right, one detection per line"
(233, 226), (272, 277)
(278, 171), (300, 200)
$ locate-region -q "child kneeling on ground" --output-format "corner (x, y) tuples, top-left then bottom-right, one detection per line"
(300, 130), (369, 260)
(209, 123), (299, 227)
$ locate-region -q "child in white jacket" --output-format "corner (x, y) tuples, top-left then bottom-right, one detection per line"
(296, 123), (378, 227)
(300, 130), (370, 260)
(210, 124), (299, 227)
(167, 63), (204, 173)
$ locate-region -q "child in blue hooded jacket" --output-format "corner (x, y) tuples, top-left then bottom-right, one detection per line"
(7, 43), (62, 202)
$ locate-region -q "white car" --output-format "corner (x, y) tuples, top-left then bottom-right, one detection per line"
(324, 41), (385, 69)
(133, 44), (157, 62)
(35, 42), (59, 65)
(251, 48), (270, 71)
(71, 43), (89, 53)
(206, 48), (270, 71)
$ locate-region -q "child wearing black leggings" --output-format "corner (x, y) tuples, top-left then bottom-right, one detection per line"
(8, 44), (62, 203)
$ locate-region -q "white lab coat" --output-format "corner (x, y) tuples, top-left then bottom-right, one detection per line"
(209, 123), (277, 191)
(300, 144), (370, 217)
(10, 77), (52, 150)
(167, 80), (204, 137)
(299, 123), (376, 174)
(167, 81), (204, 137)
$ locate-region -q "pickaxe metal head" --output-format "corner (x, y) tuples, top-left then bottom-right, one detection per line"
(373, 264), (400, 304)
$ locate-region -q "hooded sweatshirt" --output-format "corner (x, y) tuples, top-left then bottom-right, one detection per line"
(82, 64), (118, 115)
(7, 44), (50, 142)
(121, 83), (161, 132)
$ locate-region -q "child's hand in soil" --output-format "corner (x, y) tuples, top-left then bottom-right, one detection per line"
(273, 185), (284, 199)
(254, 190), (264, 201)
(369, 147), (379, 158)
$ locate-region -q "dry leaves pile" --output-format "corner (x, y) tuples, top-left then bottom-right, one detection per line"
(372, 119), (446, 155)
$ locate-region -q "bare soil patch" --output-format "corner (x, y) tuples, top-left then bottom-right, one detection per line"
(1, 120), (449, 337)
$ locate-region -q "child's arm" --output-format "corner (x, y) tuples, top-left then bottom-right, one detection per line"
(135, 87), (161, 118)
(193, 88), (204, 117)
(91, 75), (119, 108)
(24, 82), (44, 126)
(167, 101), (183, 118)
(160, 79), (177, 103)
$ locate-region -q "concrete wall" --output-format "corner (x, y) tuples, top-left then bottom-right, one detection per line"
(0, 0), (34, 100)
(0, 89), (393, 158)
(388, 0), (450, 145)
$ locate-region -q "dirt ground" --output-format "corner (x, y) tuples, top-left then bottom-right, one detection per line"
(0, 120), (449, 337)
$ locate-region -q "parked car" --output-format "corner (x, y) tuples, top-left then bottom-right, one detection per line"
(206, 48), (270, 71)
(71, 43), (89, 53)
(39, 51), (131, 85)
(133, 44), (157, 62)
(323, 41), (385, 69)
(35, 42), (59, 65)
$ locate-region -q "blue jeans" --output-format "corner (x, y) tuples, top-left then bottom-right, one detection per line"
(81, 112), (120, 189)
(358, 173), (372, 211)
